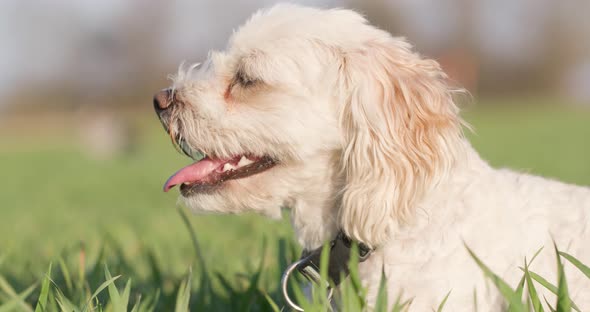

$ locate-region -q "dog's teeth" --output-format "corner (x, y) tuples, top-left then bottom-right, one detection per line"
(222, 163), (236, 172)
(237, 156), (254, 168)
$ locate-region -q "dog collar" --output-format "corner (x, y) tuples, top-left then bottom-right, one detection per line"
(281, 231), (373, 311)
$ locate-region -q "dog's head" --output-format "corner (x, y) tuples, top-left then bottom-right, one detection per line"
(155, 4), (465, 248)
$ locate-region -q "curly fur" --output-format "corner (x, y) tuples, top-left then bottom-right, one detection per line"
(159, 4), (590, 310)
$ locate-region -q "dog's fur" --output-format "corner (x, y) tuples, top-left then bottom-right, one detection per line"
(160, 4), (590, 310)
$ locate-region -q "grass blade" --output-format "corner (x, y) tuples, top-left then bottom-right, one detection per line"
(465, 244), (526, 312)
(526, 270), (581, 312)
(347, 244), (367, 310)
(81, 274), (120, 312)
(317, 242), (331, 309)
(373, 270), (388, 312)
(49, 279), (79, 312)
(34, 263), (53, 312)
(177, 207), (206, 270)
(174, 269), (192, 312)
(239, 240), (270, 311)
(528, 270), (558, 294)
(523, 260), (544, 312)
(145, 249), (163, 287)
(390, 295), (413, 312)
(120, 278), (132, 311)
(0, 282), (37, 312)
(129, 294), (141, 312)
(290, 276), (311, 311)
(264, 293), (281, 312)
(0, 274), (35, 312)
(139, 289), (160, 311)
(437, 290), (452, 312)
(544, 296), (557, 312)
(57, 258), (73, 295)
(530, 247), (545, 265)
(55, 291), (79, 312)
(515, 274), (526, 303)
(554, 243), (571, 312)
(516, 247), (544, 308)
(559, 252), (590, 279)
(77, 243), (86, 294)
(104, 266), (121, 310)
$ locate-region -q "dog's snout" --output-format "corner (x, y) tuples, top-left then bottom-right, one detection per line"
(154, 89), (173, 132)
(153, 89), (172, 113)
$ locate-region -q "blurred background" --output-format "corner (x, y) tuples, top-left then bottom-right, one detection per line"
(2, 0), (590, 114)
(0, 0), (588, 309)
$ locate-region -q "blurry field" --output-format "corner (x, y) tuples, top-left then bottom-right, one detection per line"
(0, 98), (589, 310)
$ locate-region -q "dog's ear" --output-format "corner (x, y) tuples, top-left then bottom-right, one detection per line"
(338, 39), (465, 247)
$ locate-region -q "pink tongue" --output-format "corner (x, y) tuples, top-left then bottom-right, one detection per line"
(163, 158), (228, 192)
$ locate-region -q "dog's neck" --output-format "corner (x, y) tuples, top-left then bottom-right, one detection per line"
(289, 139), (489, 250)
(287, 151), (343, 250)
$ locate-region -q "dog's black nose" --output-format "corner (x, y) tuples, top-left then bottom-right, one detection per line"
(153, 89), (172, 113)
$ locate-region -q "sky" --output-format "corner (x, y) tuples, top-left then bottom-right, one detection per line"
(0, 0), (339, 100)
(1, 0), (588, 104)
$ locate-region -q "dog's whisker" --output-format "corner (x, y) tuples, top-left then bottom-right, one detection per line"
(188, 62), (202, 74)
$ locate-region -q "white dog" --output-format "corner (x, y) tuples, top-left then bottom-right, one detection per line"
(154, 4), (590, 310)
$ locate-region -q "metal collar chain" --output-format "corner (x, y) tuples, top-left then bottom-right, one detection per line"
(281, 231), (373, 311)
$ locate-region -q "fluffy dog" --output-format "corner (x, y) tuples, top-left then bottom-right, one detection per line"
(154, 4), (590, 310)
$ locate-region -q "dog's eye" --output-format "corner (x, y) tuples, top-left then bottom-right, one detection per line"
(235, 70), (257, 87)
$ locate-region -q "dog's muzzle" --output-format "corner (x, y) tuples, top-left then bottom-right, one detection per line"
(153, 88), (200, 159)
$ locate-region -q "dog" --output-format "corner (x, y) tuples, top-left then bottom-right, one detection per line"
(153, 4), (590, 310)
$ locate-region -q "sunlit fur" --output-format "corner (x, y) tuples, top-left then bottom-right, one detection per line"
(161, 4), (590, 310)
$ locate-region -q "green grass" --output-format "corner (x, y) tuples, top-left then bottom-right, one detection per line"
(0, 99), (589, 310)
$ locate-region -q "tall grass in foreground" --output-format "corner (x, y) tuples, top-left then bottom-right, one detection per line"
(1, 208), (588, 311)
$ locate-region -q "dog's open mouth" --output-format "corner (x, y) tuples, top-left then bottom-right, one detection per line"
(163, 154), (276, 196)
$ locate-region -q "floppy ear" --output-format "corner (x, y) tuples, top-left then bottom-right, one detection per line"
(339, 39), (465, 247)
